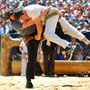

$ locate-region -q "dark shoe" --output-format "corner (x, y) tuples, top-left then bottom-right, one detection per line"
(26, 81), (33, 88)
(50, 74), (57, 77)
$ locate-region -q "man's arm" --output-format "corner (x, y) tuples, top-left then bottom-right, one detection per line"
(19, 46), (28, 55)
(19, 46), (23, 54)
(33, 17), (43, 40)
(22, 19), (35, 29)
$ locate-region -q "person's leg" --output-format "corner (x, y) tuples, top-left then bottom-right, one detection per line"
(21, 58), (25, 76)
(49, 47), (55, 76)
(21, 59), (27, 76)
(44, 15), (69, 49)
(43, 48), (50, 76)
(59, 17), (90, 45)
(23, 59), (27, 76)
(26, 39), (40, 88)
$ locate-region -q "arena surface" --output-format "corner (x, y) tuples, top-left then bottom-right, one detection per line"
(0, 76), (90, 90)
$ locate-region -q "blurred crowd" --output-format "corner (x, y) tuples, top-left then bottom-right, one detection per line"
(0, 0), (90, 60)
(0, 0), (90, 34)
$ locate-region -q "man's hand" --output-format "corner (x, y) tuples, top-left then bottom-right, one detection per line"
(57, 46), (60, 54)
(40, 35), (46, 42)
(35, 35), (41, 40)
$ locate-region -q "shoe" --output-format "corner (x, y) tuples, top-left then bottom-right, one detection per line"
(26, 81), (33, 88)
(42, 73), (50, 77)
(50, 74), (57, 77)
(42, 73), (46, 77)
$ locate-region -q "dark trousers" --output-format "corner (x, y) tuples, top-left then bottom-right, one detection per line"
(43, 46), (55, 76)
(26, 39), (40, 80)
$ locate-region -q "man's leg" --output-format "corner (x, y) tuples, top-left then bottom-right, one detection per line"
(21, 58), (27, 76)
(49, 47), (55, 76)
(59, 17), (90, 57)
(59, 17), (90, 46)
(44, 15), (69, 49)
(21, 58), (25, 76)
(26, 39), (40, 88)
(43, 48), (50, 76)
(44, 15), (90, 49)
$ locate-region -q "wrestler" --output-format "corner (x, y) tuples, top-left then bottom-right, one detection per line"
(13, 4), (90, 51)
(4, 8), (69, 88)
(4, 6), (90, 88)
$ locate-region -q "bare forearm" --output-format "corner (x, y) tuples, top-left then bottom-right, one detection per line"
(22, 19), (34, 29)
(36, 22), (43, 38)
(34, 17), (43, 40)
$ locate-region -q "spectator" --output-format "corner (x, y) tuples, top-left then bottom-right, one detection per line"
(42, 40), (56, 77)
(72, 18), (78, 28)
(0, 20), (6, 34)
(77, 22), (84, 31)
(66, 2), (72, 13)
(5, 20), (11, 34)
(19, 38), (28, 76)
(46, 0), (51, 6)
(55, 0), (60, 6)
(6, 2), (9, 8)
(63, 6), (67, 13)
(74, 14), (80, 24)
(9, 0), (13, 9)
(56, 1), (63, 11)
(0, 13), (3, 21)
(80, 23), (90, 33)
(71, 0), (76, 6)
(79, 17), (86, 27)
(51, 3), (56, 7)
(55, 45), (64, 60)
(62, 37), (83, 60)
(61, 9), (65, 17)
(68, 7), (75, 21)
(83, 14), (89, 23)
(2, 5), (6, 15)
(63, 0), (68, 8)
(64, 13), (69, 20)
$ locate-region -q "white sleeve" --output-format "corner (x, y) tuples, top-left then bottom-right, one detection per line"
(26, 9), (40, 20)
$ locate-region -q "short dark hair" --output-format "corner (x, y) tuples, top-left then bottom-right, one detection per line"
(13, 9), (23, 21)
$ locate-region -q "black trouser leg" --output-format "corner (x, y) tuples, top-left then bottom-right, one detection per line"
(49, 48), (55, 75)
(26, 39), (40, 80)
(43, 49), (50, 75)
